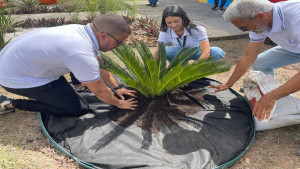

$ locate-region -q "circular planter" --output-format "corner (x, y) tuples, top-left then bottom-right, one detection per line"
(39, 0), (58, 4)
(39, 78), (255, 169)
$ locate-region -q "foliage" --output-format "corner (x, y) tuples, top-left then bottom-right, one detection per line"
(50, 5), (69, 12)
(15, 16), (94, 28)
(14, 15), (160, 39)
(99, 41), (231, 98)
(84, 0), (99, 20)
(4, 5), (70, 14)
(20, 0), (38, 9)
(0, 1), (15, 50)
(97, 0), (137, 16)
(132, 16), (160, 36)
(58, 0), (137, 17)
(65, 0), (84, 23)
(6, 0), (137, 16)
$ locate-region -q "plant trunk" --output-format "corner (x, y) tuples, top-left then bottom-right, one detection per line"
(108, 88), (205, 133)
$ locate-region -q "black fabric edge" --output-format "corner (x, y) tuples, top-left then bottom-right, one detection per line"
(38, 113), (96, 169)
(214, 88), (256, 169)
(38, 78), (256, 169)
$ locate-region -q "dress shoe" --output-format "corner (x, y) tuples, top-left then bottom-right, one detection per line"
(218, 7), (225, 11)
(211, 5), (218, 11)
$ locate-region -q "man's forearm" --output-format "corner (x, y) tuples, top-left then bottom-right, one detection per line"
(93, 86), (121, 107)
(100, 69), (119, 88)
(268, 72), (300, 101)
(226, 54), (255, 86)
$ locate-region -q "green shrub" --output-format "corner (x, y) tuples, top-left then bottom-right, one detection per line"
(0, 3), (15, 50)
(20, 0), (39, 9)
(100, 41), (231, 98)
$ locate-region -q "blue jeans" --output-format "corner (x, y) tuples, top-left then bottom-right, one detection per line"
(252, 46), (300, 77)
(148, 0), (158, 5)
(166, 46), (225, 62)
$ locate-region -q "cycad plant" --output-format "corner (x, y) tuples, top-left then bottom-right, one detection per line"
(100, 41), (231, 99)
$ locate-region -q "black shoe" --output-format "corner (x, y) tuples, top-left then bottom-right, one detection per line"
(151, 3), (156, 7)
(0, 95), (15, 115)
(218, 7), (225, 11)
(146, 3), (152, 6)
(211, 5), (218, 11)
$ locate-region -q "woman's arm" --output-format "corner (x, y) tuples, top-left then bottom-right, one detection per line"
(198, 40), (210, 60)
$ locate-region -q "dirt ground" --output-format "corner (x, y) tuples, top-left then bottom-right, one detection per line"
(0, 36), (299, 168)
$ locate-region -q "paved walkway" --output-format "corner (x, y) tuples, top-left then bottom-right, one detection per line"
(136, 0), (247, 39)
(7, 0), (247, 40)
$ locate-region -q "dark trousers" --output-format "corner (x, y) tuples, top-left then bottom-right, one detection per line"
(214, 0), (226, 7)
(70, 72), (81, 85)
(2, 76), (89, 116)
(148, 0), (158, 5)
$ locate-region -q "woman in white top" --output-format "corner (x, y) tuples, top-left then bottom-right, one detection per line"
(153, 5), (225, 62)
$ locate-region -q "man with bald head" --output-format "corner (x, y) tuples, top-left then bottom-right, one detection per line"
(0, 13), (138, 116)
(210, 0), (300, 123)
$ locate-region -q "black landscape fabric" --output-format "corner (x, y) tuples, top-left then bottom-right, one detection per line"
(41, 78), (255, 169)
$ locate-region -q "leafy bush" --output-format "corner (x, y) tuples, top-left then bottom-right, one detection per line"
(100, 41), (231, 98)
(97, 0), (137, 16)
(58, 0), (137, 16)
(20, 0), (38, 9)
(132, 16), (160, 36)
(15, 16), (93, 28)
(0, 1), (15, 50)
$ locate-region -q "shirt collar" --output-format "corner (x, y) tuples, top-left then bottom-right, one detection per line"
(170, 27), (190, 38)
(270, 4), (285, 33)
(84, 24), (100, 56)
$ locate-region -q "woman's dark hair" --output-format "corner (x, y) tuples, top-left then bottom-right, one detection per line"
(160, 6), (191, 32)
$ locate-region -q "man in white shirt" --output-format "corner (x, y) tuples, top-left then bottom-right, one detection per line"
(210, 0), (300, 122)
(0, 13), (137, 116)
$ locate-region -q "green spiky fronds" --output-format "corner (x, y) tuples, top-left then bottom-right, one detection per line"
(99, 41), (231, 98)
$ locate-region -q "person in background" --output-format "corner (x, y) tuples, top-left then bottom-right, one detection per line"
(211, 0), (227, 11)
(146, 0), (158, 7)
(153, 5), (225, 62)
(0, 13), (138, 116)
(210, 0), (300, 122)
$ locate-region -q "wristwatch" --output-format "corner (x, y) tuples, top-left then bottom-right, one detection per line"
(113, 85), (122, 90)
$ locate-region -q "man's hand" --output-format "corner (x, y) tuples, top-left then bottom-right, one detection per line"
(209, 83), (232, 93)
(115, 88), (136, 100)
(117, 98), (138, 110)
(253, 93), (276, 121)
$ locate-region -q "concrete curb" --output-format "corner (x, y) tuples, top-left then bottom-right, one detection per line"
(210, 33), (249, 41)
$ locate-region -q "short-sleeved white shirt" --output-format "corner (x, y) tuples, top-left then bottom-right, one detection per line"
(249, 0), (300, 53)
(0, 24), (100, 88)
(158, 25), (208, 48)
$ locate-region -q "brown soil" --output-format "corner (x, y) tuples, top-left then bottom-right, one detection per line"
(108, 89), (203, 133)
(0, 36), (299, 168)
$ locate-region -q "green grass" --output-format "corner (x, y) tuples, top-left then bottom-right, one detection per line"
(0, 145), (37, 168)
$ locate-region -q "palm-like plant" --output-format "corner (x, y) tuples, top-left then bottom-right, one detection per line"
(100, 41), (231, 99)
